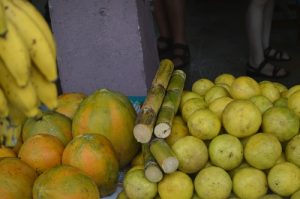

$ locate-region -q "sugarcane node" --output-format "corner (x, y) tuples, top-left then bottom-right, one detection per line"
(134, 108), (156, 143)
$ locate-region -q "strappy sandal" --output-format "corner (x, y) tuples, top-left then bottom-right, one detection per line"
(172, 43), (190, 68)
(157, 37), (172, 60)
(264, 46), (291, 62)
(246, 59), (289, 78)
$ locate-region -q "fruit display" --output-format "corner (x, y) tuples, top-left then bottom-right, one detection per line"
(120, 72), (300, 199)
(0, 0), (58, 147)
(0, 0), (299, 198)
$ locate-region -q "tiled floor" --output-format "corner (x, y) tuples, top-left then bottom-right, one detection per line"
(183, 0), (300, 89)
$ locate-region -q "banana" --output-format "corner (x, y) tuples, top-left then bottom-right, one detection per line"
(7, 103), (27, 125)
(0, 117), (22, 147)
(0, 58), (40, 117)
(2, 0), (58, 82)
(0, 19), (31, 87)
(31, 65), (58, 110)
(0, 0), (7, 35)
(11, 0), (56, 57)
(0, 87), (9, 118)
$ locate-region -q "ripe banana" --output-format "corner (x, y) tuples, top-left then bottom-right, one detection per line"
(31, 65), (58, 110)
(7, 102), (29, 125)
(0, 19), (31, 87)
(11, 0), (56, 57)
(0, 117), (22, 147)
(0, 58), (40, 117)
(0, 0), (6, 35)
(0, 87), (9, 118)
(2, 0), (58, 82)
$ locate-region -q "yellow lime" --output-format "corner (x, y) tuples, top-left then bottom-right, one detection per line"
(117, 190), (129, 199)
(286, 85), (300, 98)
(229, 76), (261, 99)
(158, 171), (193, 199)
(194, 166), (232, 199)
(259, 81), (280, 102)
(229, 161), (250, 178)
(273, 97), (288, 107)
(165, 116), (189, 146)
(214, 73), (235, 86)
(180, 91), (203, 112)
(123, 168), (157, 199)
(233, 167), (268, 199)
(286, 134), (300, 167)
(244, 133), (282, 169)
(291, 189), (300, 199)
(181, 97), (207, 122)
(209, 96), (233, 119)
(172, 136), (208, 174)
(187, 108), (221, 140)
(204, 85), (229, 104)
(259, 194), (283, 199)
(275, 153), (286, 165)
(249, 95), (273, 113)
(273, 82), (288, 93)
(192, 78), (214, 96)
(288, 90), (300, 117)
(191, 192), (201, 199)
(222, 99), (262, 138)
(268, 162), (300, 197)
(216, 83), (231, 92)
(130, 152), (144, 167)
(209, 134), (243, 170)
(262, 107), (299, 142)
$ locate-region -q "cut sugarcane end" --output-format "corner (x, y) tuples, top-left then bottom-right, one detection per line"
(154, 123), (171, 138)
(162, 157), (179, 173)
(145, 165), (163, 183)
(133, 124), (152, 143)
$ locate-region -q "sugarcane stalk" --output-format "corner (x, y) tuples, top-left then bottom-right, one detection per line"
(154, 70), (186, 138)
(151, 59), (175, 88)
(150, 138), (179, 173)
(143, 143), (163, 183)
(133, 60), (174, 143)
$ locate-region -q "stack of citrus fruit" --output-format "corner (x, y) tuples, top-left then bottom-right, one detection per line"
(122, 73), (300, 199)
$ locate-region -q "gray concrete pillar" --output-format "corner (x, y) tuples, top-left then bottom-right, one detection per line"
(48, 0), (159, 96)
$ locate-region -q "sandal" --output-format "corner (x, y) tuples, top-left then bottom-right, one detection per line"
(172, 43), (190, 68)
(246, 59), (289, 78)
(157, 37), (172, 60)
(264, 46), (291, 62)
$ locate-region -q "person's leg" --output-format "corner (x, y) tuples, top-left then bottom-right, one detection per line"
(246, 0), (267, 66)
(246, 0), (287, 77)
(262, 0), (290, 60)
(165, 0), (187, 44)
(262, 0), (274, 49)
(153, 0), (172, 51)
(164, 0), (190, 68)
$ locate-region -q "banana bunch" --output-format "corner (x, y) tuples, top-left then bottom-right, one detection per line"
(0, 0), (58, 146)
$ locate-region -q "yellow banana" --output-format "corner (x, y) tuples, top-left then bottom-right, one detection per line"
(0, 58), (40, 117)
(0, 0), (7, 35)
(31, 65), (58, 110)
(2, 0), (57, 82)
(0, 19), (31, 87)
(0, 87), (9, 118)
(11, 0), (56, 57)
(0, 117), (22, 147)
(7, 103), (27, 125)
